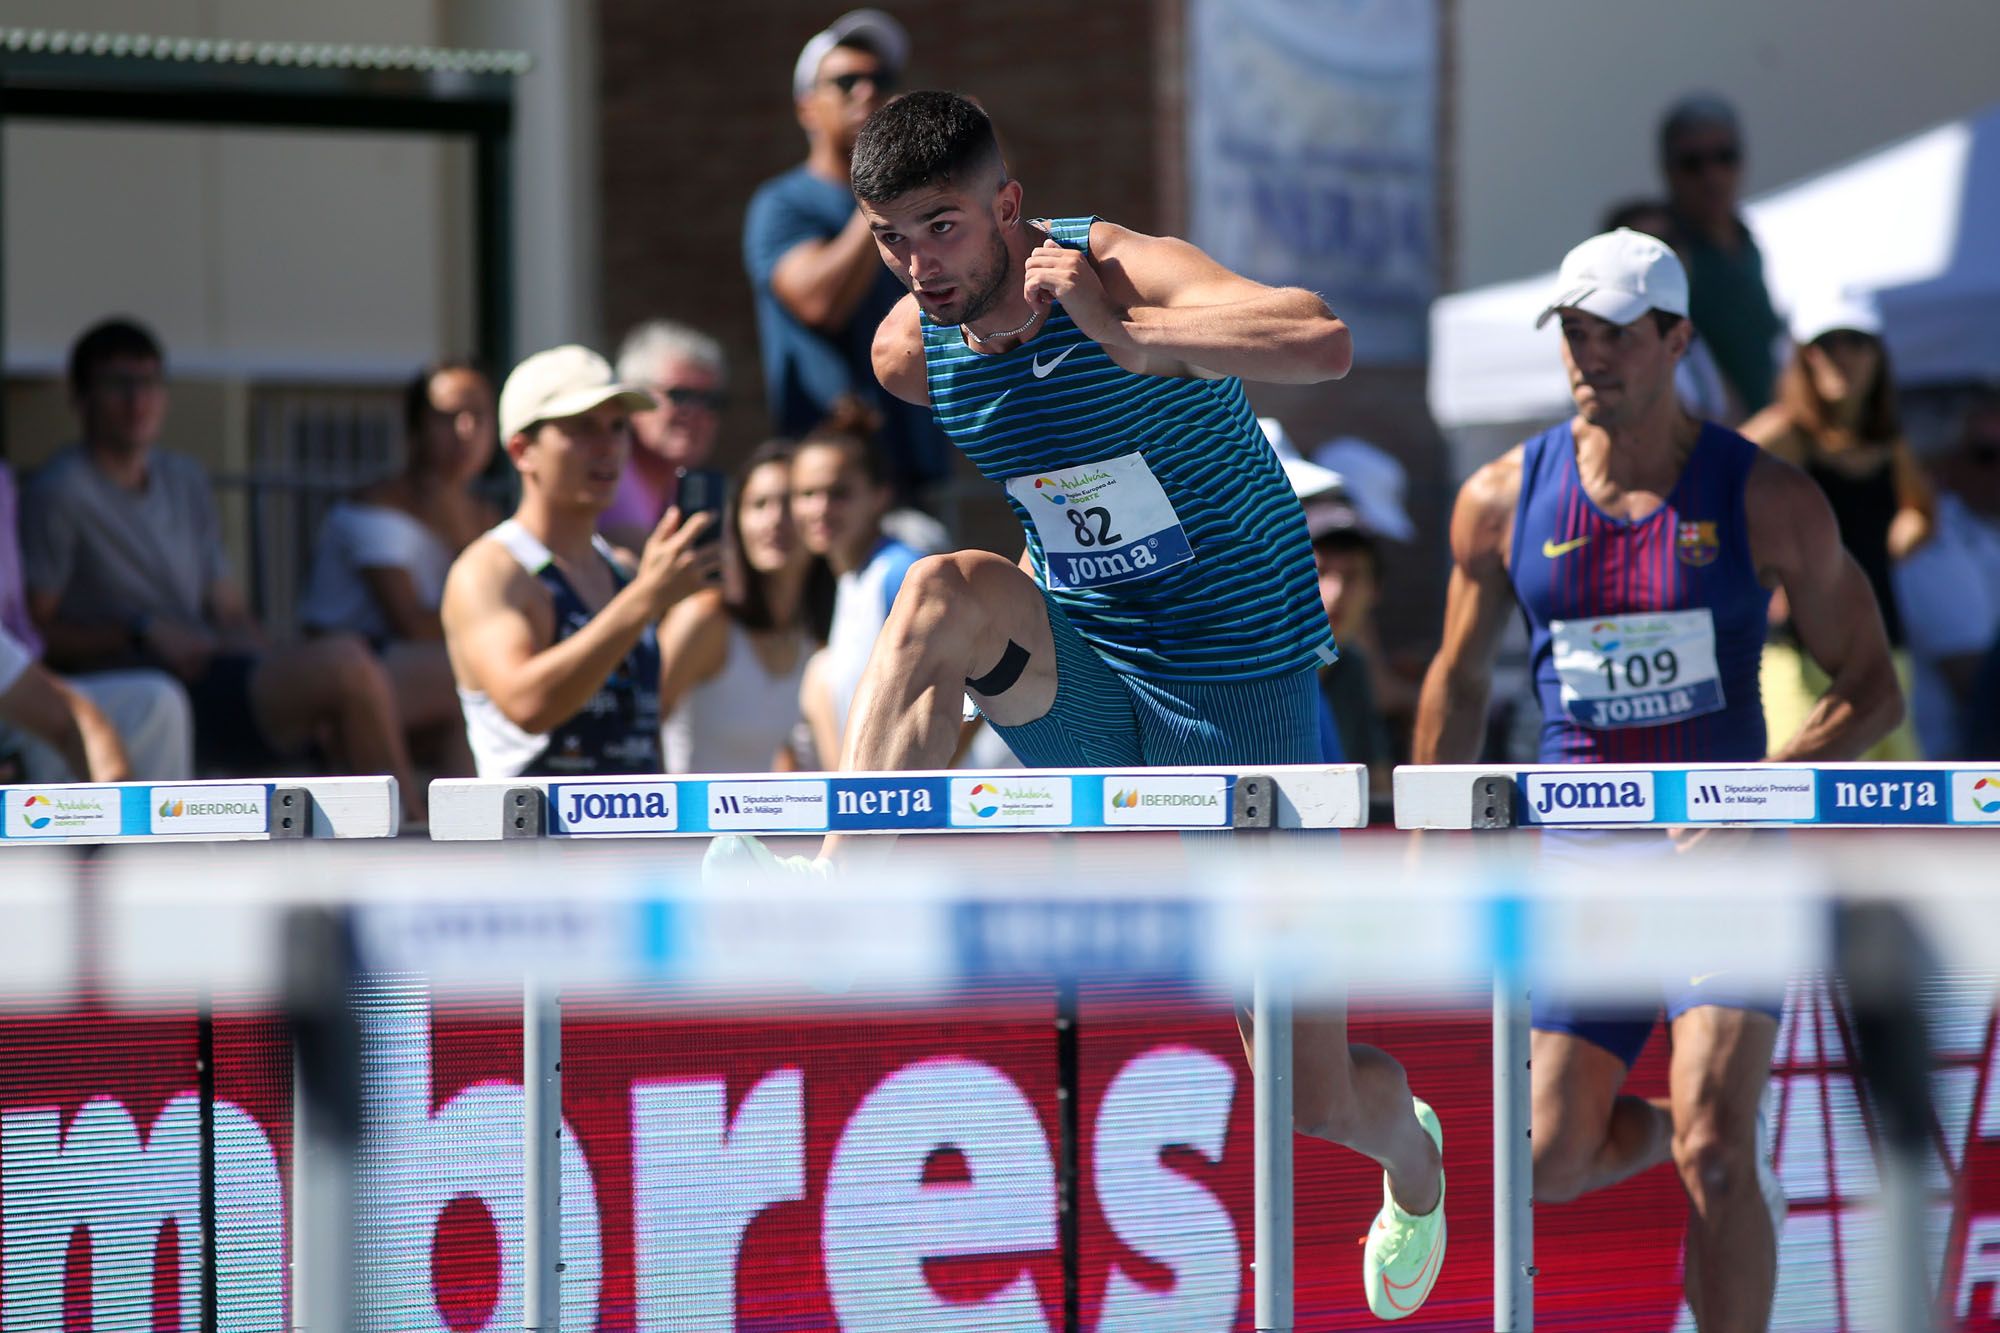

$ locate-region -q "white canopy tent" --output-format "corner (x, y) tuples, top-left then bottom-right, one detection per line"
(1429, 101), (2000, 458)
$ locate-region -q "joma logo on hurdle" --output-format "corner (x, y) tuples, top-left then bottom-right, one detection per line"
(1524, 772), (1656, 822)
(569, 790), (672, 821)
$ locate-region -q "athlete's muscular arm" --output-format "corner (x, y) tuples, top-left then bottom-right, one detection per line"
(441, 510), (714, 736)
(1747, 453), (1904, 761)
(772, 209), (885, 333)
(1024, 222), (1350, 384)
(871, 295), (930, 407)
(1412, 451), (1523, 765)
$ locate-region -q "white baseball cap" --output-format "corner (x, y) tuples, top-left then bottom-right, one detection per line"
(1789, 288), (1884, 346)
(1536, 228), (1690, 330)
(1311, 437), (1415, 543)
(793, 9), (909, 100)
(498, 345), (656, 442)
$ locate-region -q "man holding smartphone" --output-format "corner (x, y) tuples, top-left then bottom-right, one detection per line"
(442, 345), (720, 778)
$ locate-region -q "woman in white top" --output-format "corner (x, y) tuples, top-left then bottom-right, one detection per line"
(787, 418), (924, 769)
(299, 362), (501, 774)
(658, 440), (834, 773)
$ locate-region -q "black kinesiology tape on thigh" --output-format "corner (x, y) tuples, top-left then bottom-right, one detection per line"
(965, 639), (1031, 696)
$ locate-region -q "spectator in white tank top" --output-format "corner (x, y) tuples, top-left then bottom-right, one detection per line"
(299, 363), (502, 777)
(791, 416), (921, 768)
(660, 440), (835, 772)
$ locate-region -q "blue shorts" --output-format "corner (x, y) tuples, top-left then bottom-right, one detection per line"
(986, 590), (1323, 768)
(1530, 829), (1783, 1068)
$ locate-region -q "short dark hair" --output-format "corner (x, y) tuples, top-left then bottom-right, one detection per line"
(850, 90), (1002, 205)
(1649, 310), (1686, 338)
(68, 317), (163, 396)
(402, 359), (488, 436)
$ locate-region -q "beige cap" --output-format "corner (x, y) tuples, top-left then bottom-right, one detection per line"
(498, 344), (657, 442)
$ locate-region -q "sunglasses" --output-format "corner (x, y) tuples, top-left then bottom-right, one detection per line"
(658, 386), (726, 411)
(1673, 144), (1741, 174)
(823, 70), (894, 96)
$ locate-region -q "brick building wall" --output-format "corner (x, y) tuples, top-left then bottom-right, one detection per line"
(598, 1), (1174, 475)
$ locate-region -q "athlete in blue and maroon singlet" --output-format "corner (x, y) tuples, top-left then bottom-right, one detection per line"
(1414, 228), (1900, 1331)
(1511, 417), (1768, 767)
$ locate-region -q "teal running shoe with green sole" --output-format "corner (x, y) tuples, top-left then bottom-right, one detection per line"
(1362, 1097), (1446, 1321)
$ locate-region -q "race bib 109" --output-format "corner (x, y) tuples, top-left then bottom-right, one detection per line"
(1006, 452), (1195, 590)
(1549, 610), (1724, 729)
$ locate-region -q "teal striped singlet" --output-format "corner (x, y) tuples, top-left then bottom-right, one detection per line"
(920, 216), (1335, 683)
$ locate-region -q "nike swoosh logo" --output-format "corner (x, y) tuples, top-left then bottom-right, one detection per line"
(1031, 345), (1081, 378)
(1542, 535), (1591, 558)
(1688, 971), (1725, 987)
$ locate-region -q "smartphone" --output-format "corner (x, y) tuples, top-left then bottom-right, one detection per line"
(676, 467), (727, 549)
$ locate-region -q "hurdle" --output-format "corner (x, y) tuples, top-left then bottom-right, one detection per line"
(1, 775), (401, 1333)
(431, 762), (1366, 1333)
(0, 774), (402, 844)
(1395, 760), (1997, 1333)
(48, 795), (2000, 1329)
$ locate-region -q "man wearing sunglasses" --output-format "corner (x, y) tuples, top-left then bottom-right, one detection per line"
(744, 9), (950, 500)
(1660, 93), (1784, 415)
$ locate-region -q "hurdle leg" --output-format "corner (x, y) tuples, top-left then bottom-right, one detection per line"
(284, 907), (361, 1333)
(524, 980), (564, 1331)
(1493, 967), (1534, 1331)
(1253, 964), (1295, 1332)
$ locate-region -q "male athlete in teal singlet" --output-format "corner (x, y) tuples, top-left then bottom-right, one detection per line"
(713, 90), (1446, 1319)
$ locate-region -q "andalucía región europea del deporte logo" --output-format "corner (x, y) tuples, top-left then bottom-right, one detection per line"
(949, 778), (1072, 828)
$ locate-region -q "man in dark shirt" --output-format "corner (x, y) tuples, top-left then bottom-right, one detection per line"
(742, 9), (949, 498)
(1660, 93), (1784, 415)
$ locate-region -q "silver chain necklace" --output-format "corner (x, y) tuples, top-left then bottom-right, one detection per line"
(962, 307), (1041, 346)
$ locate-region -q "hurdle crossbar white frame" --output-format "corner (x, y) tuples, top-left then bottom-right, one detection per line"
(428, 763), (1368, 840)
(0, 776), (401, 845)
(1394, 761), (1999, 830)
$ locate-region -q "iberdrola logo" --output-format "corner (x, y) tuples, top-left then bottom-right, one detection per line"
(965, 783), (1001, 819)
(158, 798), (185, 818)
(1111, 789), (1139, 809)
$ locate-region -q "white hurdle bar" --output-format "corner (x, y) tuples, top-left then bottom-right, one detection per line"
(0, 775), (401, 845)
(428, 762), (1368, 839)
(1396, 760), (1996, 1333)
(434, 762), (1366, 1333)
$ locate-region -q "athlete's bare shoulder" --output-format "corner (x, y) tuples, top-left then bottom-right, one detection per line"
(871, 293), (929, 407)
(1743, 442), (1840, 581)
(1452, 445), (1525, 572)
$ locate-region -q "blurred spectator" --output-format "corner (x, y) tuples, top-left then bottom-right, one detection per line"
(791, 417), (919, 768)
(297, 362), (499, 779)
(0, 459), (190, 782)
(1893, 388), (2000, 758)
(442, 345), (717, 779)
(1601, 200), (1738, 423)
(1745, 290), (1926, 759)
(1287, 456), (1399, 804)
(1660, 94), (1784, 414)
(602, 320), (728, 554)
(21, 318), (418, 818)
(659, 440), (836, 773)
(0, 620), (129, 783)
(743, 8), (951, 498)
(1308, 437), (1425, 724)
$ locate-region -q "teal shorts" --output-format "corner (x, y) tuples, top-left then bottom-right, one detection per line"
(986, 591), (1322, 768)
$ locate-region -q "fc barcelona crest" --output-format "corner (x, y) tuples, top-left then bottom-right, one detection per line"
(1676, 520), (1719, 567)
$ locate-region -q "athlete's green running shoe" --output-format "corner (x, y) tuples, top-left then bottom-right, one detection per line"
(1362, 1098), (1446, 1321)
